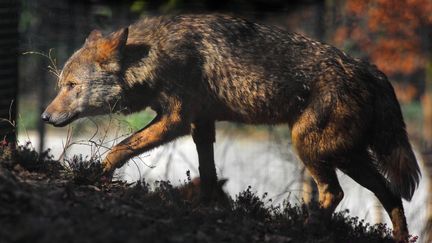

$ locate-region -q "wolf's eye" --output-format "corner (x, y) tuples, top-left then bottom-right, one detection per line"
(66, 82), (76, 90)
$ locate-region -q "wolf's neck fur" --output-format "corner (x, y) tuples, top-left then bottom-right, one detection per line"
(121, 45), (152, 86)
(121, 17), (165, 88)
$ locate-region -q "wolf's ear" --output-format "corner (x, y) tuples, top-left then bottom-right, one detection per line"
(86, 29), (103, 44)
(96, 27), (129, 62)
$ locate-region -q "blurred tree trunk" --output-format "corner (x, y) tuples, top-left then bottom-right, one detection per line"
(422, 62), (432, 142)
(0, 0), (18, 145)
(34, 0), (90, 153)
(419, 21), (432, 240)
(421, 58), (432, 242)
(373, 198), (383, 224)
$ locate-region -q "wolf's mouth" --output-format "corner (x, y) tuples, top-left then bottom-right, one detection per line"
(51, 112), (80, 127)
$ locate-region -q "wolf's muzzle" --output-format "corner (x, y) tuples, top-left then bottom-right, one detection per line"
(41, 112), (51, 122)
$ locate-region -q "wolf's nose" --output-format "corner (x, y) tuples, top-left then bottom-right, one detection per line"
(41, 112), (51, 122)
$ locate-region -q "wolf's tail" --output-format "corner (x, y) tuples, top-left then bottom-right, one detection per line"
(367, 65), (421, 201)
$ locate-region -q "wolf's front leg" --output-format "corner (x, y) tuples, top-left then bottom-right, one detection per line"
(191, 120), (217, 202)
(102, 112), (191, 176)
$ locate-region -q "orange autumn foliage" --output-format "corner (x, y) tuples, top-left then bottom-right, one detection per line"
(335, 0), (432, 75)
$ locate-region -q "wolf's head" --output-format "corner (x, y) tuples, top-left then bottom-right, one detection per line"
(41, 28), (129, 127)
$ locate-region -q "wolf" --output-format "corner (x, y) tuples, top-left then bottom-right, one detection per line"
(41, 14), (420, 242)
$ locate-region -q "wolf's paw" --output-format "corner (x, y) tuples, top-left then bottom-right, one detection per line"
(100, 174), (113, 183)
(179, 177), (231, 208)
(304, 206), (332, 235)
(392, 230), (410, 243)
(100, 167), (115, 183)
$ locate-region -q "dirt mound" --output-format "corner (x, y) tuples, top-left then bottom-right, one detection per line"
(0, 143), (396, 243)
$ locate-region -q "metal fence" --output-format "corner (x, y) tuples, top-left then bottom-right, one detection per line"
(0, 0), (18, 144)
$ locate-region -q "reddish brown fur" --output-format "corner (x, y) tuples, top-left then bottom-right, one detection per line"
(42, 15), (421, 242)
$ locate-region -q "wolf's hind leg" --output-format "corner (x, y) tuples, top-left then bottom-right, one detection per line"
(291, 119), (344, 220)
(338, 150), (409, 242)
(302, 161), (344, 218)
(191, 120), (218, 202)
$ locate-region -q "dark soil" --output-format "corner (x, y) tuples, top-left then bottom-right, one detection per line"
(0, 142), (400, 243)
